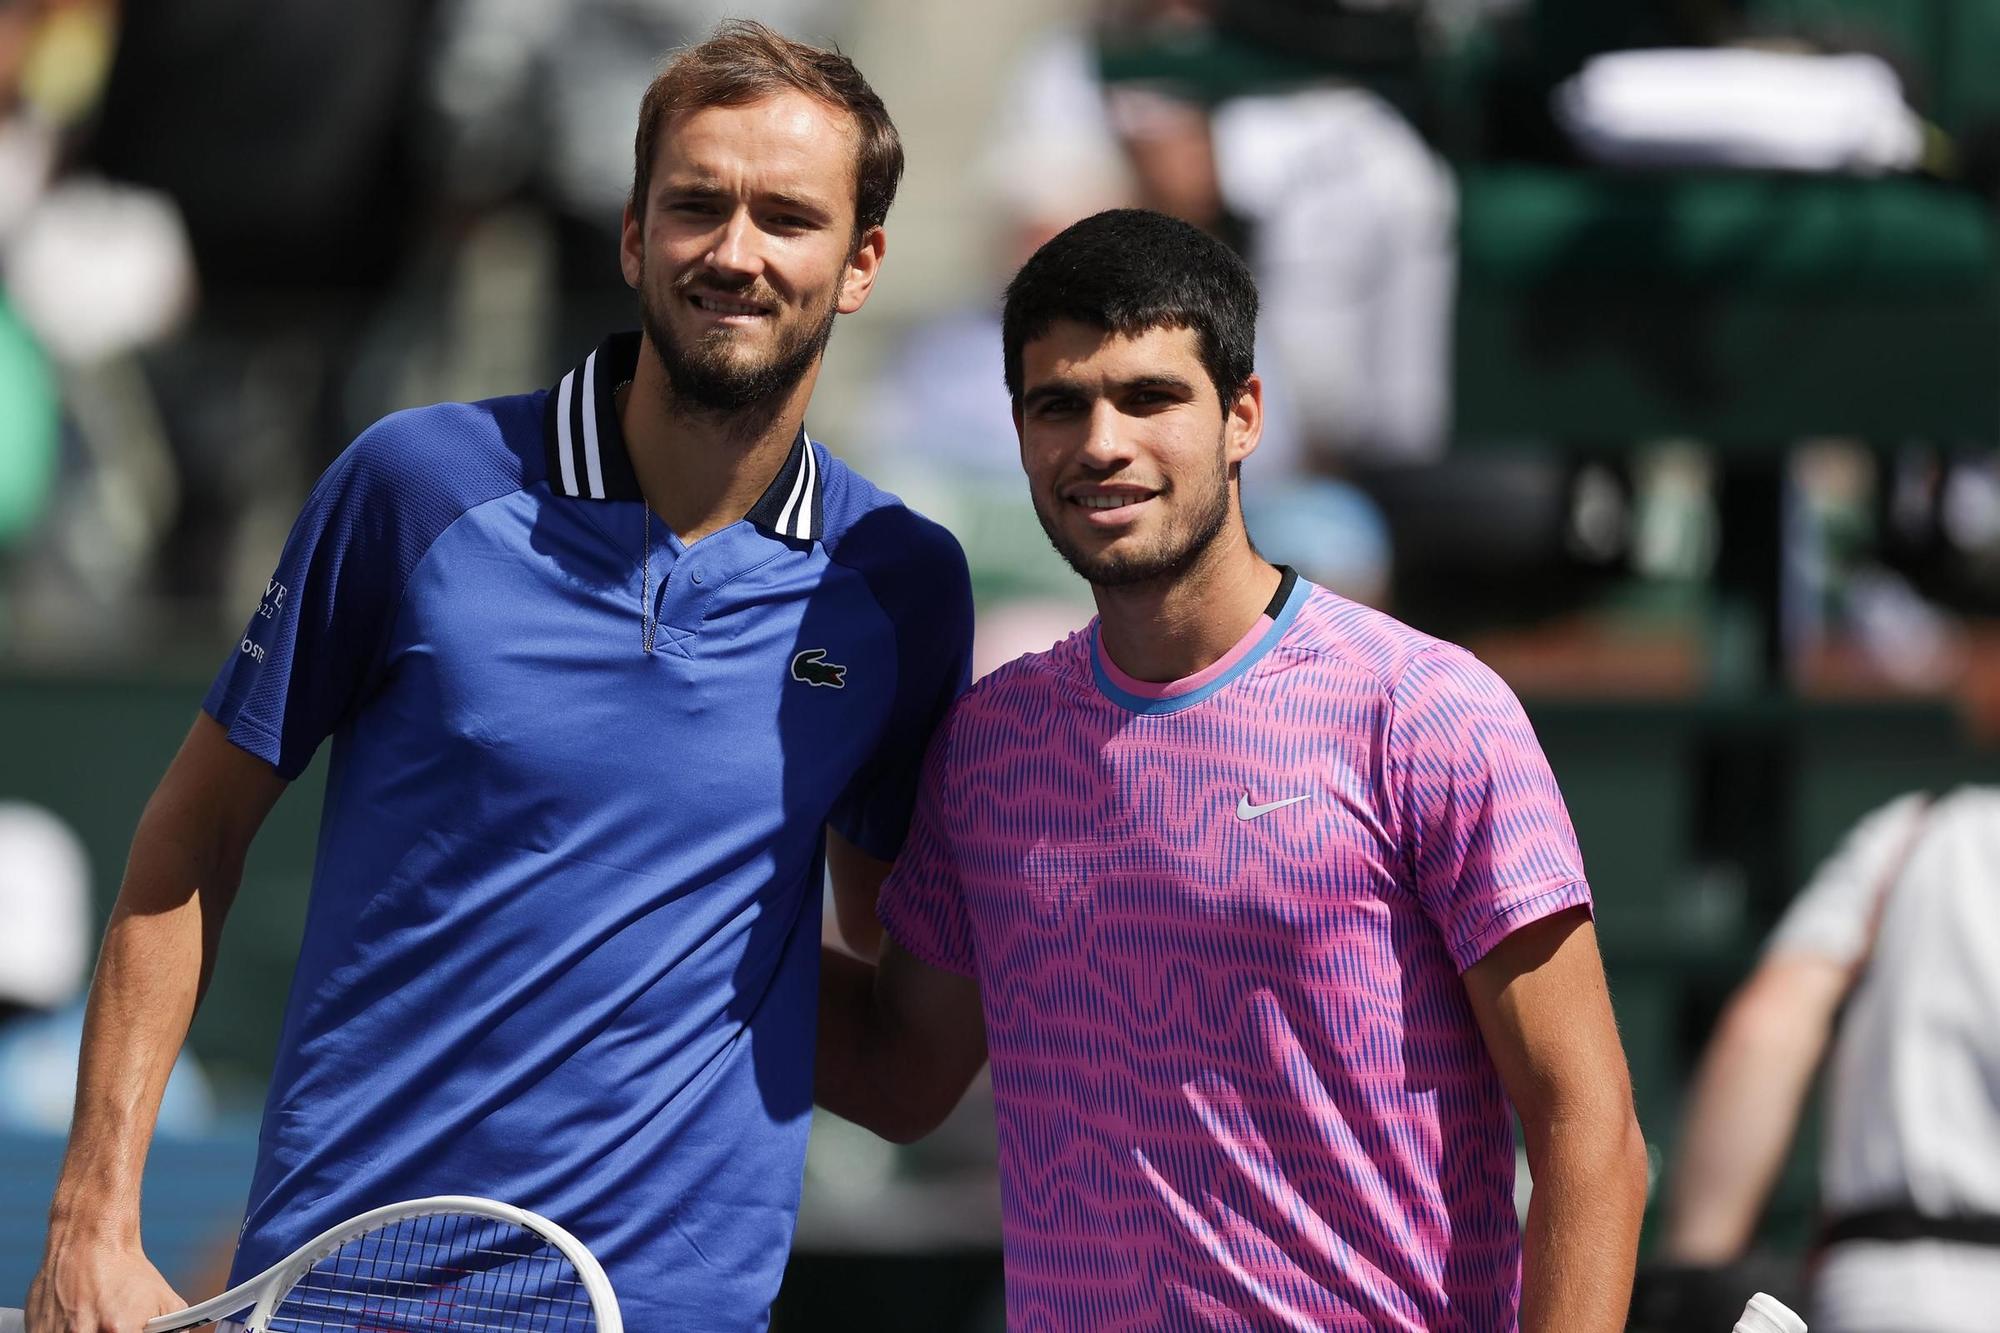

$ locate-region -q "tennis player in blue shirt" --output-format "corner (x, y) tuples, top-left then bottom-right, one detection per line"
(28, 22), (970, 1333)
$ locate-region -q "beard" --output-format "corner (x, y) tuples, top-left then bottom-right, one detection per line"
(1033, 439), (1234, 589)
(639, 269), (838, 413)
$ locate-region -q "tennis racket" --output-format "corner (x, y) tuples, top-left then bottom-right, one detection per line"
(3, 1195), (621, 1332)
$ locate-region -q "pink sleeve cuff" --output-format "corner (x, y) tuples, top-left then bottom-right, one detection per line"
(877, 898), (979, 979)
(1451, 879), (1595, 972)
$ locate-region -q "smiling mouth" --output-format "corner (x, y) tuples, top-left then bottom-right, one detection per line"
(690, 293), (772, 318)
(1069, 490), (1155, 512)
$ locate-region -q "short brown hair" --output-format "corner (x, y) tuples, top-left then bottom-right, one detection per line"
(632, 20), (903, 237)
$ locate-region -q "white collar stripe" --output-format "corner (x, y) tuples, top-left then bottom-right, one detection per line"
(555, 371), (579, 497)
(795, 436), (819, 540)
(580, 350), (606, 500)
(544, 335), (825, 542)
(776, 436), (812, 538)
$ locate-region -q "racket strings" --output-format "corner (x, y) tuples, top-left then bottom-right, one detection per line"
(262, 1212), (599, 1332)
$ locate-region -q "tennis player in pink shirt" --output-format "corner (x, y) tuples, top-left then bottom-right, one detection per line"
(817, 209), (1646, 1331)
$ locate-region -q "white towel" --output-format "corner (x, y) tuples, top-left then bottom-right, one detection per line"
(1555, 48), (1925, 174)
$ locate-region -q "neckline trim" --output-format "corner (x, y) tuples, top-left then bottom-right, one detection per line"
(541, 331), (825, 542)
(1089, 566), (1305, 715)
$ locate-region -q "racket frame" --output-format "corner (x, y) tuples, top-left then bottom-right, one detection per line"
(144, 1194), (622, 1333)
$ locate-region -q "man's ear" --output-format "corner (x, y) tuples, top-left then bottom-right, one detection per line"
(619, 198), (644, 289)
(839, 226), (888, 314)
(1225, 373), (1264, 466)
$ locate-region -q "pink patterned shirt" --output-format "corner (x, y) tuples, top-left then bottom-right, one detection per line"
(878, 571), (1592, 1331)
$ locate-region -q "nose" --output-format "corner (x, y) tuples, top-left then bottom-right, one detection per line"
(1075, 400), (1136, 471)
(705, 207), (763, 281)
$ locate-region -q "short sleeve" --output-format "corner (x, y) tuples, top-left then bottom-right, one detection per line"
(1388, 644), (1592, 971)
(875, 718), (977, 977)
(203, 417), (432, 778)
(1766, 791), (1931, 967)
(827, 514), (974, 860)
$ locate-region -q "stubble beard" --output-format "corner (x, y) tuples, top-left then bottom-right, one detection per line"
(639, 268), (838, 415)
(1035, 438), (1235, 590)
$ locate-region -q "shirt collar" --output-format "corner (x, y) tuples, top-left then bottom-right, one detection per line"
(541, 331), (827, 542)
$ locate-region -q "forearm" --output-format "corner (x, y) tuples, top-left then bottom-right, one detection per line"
(815, 946), (908, 1137)
(49, 807), (242, 1236)
(1461, 913), (1647, 1331)
(815, 944), (985, 1143)
(1660, 982), (1832, 1261)
(1520, 1110), (1648, 1333)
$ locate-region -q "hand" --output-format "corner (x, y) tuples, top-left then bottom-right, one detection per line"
(25, 1228), (183, 1333)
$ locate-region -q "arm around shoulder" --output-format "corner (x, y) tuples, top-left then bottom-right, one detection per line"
(818, 936), (987, 1144)
(816, 614), (986, 1143)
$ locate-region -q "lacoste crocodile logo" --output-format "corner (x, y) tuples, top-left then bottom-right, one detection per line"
(791, 648), (847, 689)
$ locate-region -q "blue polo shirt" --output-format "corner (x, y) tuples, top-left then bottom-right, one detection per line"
(203, 332), (972, 1330)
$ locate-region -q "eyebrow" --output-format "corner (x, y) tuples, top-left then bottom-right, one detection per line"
(1021, 372), (1197, 411)
(657, 180), (833, 220)
(1119, 373), (1197, 396)
(1020, 379), (1087, 413)
(762, 190), (834, 219)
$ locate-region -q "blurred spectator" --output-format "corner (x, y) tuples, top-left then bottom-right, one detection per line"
(0, 0), (62, 559)
(80, 0), (434, 609)
(0, 0), (200, 644)
(1101, 1), (1456, 466)
(89, 1), (426, 307)
(1881, 444), (2000, 621)
(0, 801), (212, 1135)
(1787, 443), (1966, 693)
(1661, 788), (2000, 1332)
(866, 24), (1133, 487)
(0, 289), (54, 555)
(859, 21), (1132, 643)
(1098, 1), (1469, 614)
(1111, 80), (1457, 465)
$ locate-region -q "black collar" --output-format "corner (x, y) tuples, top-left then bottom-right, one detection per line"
(541, 331), (826, 542)
(1263, 565), (1298, 619)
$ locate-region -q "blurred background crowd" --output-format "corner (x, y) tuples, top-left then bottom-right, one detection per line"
(3, 0), (2000, 1328)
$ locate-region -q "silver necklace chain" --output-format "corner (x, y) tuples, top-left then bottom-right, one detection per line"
(625, 378), (658, 656)
(642, 505), (656, 655)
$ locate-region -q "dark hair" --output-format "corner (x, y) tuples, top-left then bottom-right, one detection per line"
(1002, 209), (1258, 408)
(632, 19), (903, 237)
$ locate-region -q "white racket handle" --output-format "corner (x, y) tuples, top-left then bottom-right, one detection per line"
(1735, 1291), (1807, 1332)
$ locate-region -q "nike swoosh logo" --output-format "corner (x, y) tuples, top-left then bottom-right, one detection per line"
(1236, 792), (1312, 820)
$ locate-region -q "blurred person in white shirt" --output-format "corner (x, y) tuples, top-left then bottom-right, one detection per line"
(1664, 788), (2000, 1333)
